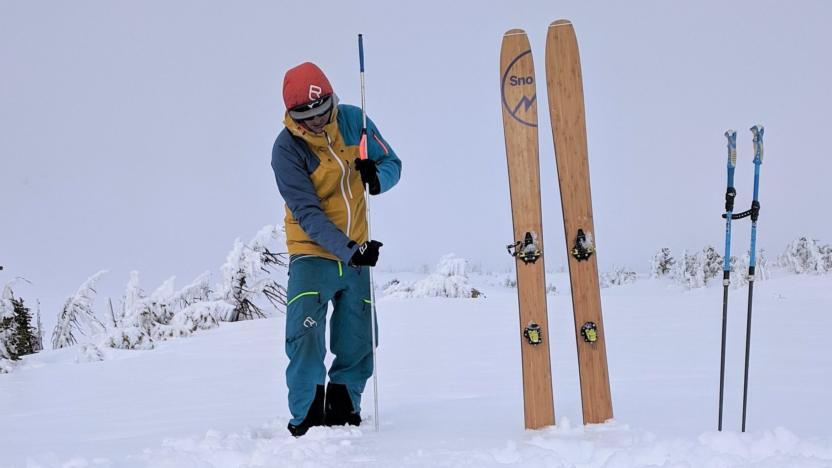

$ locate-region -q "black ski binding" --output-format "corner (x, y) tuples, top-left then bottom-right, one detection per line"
(580, 322), (598, 343)
(571, 229), (594, 261)
(524, 322), (543, 345)
(507, 231), (541, 264)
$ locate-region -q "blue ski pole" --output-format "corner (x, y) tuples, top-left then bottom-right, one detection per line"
(741, 125), (764, 432)
(718, 129), (737, 431)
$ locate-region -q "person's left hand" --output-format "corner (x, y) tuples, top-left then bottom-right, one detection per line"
(354, 158), (381, 195)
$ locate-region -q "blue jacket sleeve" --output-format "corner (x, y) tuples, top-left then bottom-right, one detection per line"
(271, 141), (358, 262)
(365, 116), (401, 194)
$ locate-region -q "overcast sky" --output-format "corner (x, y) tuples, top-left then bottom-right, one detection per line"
(2, 1), (831, 322)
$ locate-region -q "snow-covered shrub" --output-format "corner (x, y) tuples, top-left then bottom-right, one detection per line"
(731, 249), (772, 287)
(0, 355), (14, 374)
(171, 300), (232, 332)
(498, 274), (556, 295)
(385, 254), (483, 298)
(75, 343), (105, 363)
(172, 272), (213, 309)
(650, 248), (675, 278)
(383, 278), (414, 296)
(106, 326), (154, 350)
(672, 247), (723, 289)
(52, 271), (108, 349)
(147, 277), (176, 325)
(779, 237), (832, 275)
(600, 267), (638, 288)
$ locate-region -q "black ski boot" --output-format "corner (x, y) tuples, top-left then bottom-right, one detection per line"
(287, 384), (325, 437)
(324, 382), (362, 427)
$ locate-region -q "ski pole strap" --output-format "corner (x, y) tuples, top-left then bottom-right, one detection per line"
(723, 200), (760, 221)
(725, 187), (736, 212)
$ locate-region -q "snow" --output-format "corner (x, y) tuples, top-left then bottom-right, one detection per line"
(2, 272), (832, 467)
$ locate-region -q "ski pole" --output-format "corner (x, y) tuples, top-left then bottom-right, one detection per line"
(358, 33), (380, 433)
(741, 124), (763, 432)
(718, 129), (737, 431)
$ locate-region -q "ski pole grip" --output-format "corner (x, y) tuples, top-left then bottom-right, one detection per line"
(358, 34), (365, 72)
(724, 130), (737, 168)
(751, 125), (764, 164)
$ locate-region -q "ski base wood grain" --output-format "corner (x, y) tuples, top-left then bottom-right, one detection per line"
(545, 19), (613, 425)
(500, 28), (555, 430)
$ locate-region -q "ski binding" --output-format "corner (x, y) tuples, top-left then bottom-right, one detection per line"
(580, 322), (598, 343)
(524, 322), (543, 345)
(571, 229), (594, 261)
(507, 231), (542, 264)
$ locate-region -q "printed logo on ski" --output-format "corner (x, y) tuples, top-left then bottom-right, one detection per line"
(501, 49), (537, 128)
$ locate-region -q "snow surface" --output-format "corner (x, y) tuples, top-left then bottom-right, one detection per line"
(2, 272), (832, 467)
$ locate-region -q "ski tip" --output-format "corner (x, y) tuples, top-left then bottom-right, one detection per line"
(548, 19), (573, 28)
(504, 29), (527, 37)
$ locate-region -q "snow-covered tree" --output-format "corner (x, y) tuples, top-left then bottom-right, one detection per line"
(33, 300), (44, 352)
(8, 297), (37, 358)
(650, 248), (675, 278)
(52, 271), (108, 349)
(779, 237), (832, 275)
(701, 246), (723, 284)
(385, 254), (483, 298)
(671, 250), (696, 288)
(0, 280), (40, 365)
(1, 283), (17, 363)
(218, 226), (288, 322)
(107, 271), (157, 350)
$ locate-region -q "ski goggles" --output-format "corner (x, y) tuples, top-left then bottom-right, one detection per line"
(288, 94), (335, 121)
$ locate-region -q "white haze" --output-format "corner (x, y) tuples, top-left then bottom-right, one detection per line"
(2, 0), (831, 327)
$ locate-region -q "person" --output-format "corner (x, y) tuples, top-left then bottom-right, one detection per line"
(271, 62), (401, 436)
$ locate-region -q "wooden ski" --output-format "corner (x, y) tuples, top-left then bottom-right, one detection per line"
(545, 19), (613, 425)
(500, 28), (555, 430)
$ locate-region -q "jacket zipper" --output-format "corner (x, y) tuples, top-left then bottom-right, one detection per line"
(325, 133), (352, 237)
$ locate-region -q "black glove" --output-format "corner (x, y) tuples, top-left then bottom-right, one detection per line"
(354, 158), (381, 195)
(348, 240), (383, 267)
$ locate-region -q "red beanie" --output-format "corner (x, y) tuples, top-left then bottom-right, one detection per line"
(283, 62), (334, 110)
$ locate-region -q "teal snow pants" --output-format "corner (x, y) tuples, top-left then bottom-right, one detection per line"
(285, 255), (375, 426)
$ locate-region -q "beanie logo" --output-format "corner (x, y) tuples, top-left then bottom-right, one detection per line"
(309, 85), (322, 101)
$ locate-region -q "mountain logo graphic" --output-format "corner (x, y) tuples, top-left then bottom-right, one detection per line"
(501, 49), (537, 128)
